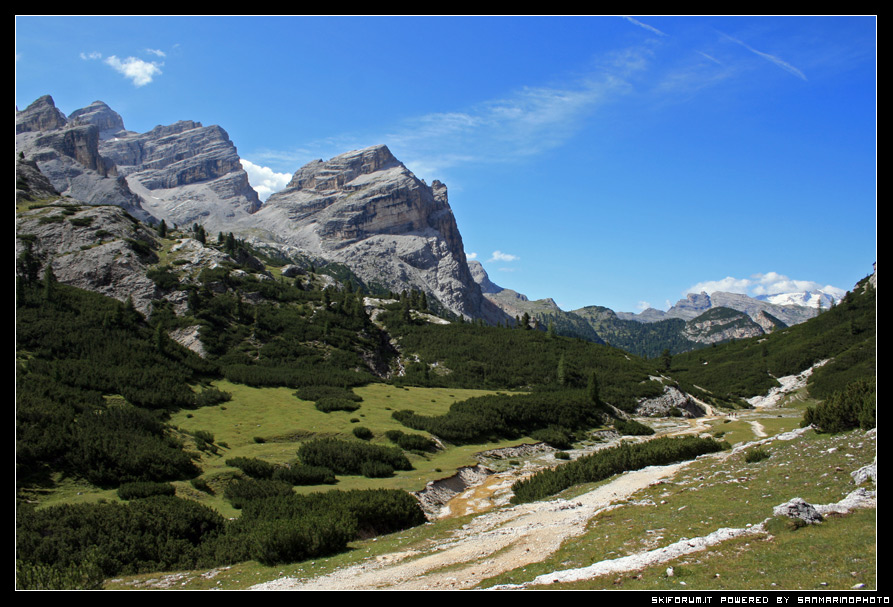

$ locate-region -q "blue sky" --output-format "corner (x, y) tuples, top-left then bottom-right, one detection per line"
(16, 16), (876, 313)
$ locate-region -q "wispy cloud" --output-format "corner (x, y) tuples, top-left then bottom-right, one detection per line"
(488, 250), (519, 263)
(621, 16), (668, 37)
(383, 61), (640, 179)
(721, 33), (807, 81)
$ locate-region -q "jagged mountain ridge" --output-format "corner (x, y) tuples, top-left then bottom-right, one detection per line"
(16, 96), (504, 323)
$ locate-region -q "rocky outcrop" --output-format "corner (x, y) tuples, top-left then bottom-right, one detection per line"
(682, 307), (766, 345)
(15, 202), (162, 315)
(16, 155), (59, 203)
(635, 384), (706, 418)
(468, 259), (502, 294)
(16, 95), (262, 231)
(413, 465), (495, 519)
(244, 145), (505, 322)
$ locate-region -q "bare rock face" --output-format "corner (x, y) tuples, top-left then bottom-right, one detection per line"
(636, 384), (706, 418)
(15, 203), (162, 316)
(100, 119), (262, 230)
(246, 145), (503, 321)
(16, 156), (59, 203)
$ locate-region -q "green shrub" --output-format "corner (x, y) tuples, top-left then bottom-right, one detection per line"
(530, 426), (574, 449)
(384, 429), (436, 451)
(352, 426), (373, 440)
(297, 438), (412, 476)
(743, 447), (770, 463)
(226, 457), (275, 479)
(117, 481), (176, 500)
(272, 464), (336, 486)
(614, 418), (655, 436)
(315, 397), (361, 413)
(249, 514), (356, 566)
(360, 461), (395, 478)
(511, 436), (726, 504)
(223, 478), (294, 508)
(802, 378), (876, 433)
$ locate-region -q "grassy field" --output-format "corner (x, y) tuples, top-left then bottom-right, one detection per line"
(165, 382), (514, 515)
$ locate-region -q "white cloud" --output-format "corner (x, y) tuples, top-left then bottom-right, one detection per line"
(466, 252), (478, 260)
(145, 48), (166, 57)
(688, 276), (752, 295)
(636, 300), (652, 311)
(80, 51), (102, 61)
(104, 55), (163, 87)
(488, 250), (519, 263)
(687, 272), (844, 299)
(240, 159), (292, 201)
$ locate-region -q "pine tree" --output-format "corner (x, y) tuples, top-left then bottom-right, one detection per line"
(587, 371), (600, 406)
(557, 354), (567, 386)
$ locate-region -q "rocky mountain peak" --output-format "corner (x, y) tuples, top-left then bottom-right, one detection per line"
(285, 144), (401, 193)
(67, 101), (126, 139)
(15, 95), (68, 134)
(246, 144), (504, 322)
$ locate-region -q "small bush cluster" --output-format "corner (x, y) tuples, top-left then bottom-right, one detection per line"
(613, 418), (656, 436)
(384, 429), (436, 452)
(530, 426), (574, 450)
(297, 438), (412, 477)
(802, 378), (876, 434)
(314, 397), (361, 413)
(352, 426), (373, 440)
(116, 481), (176, 501)
(743, 447), (770, 463)
(225, 456), (335, 487)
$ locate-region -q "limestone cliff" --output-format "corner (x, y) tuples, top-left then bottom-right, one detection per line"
(99, 118), (262, 230)
(244, 145), (502, 322)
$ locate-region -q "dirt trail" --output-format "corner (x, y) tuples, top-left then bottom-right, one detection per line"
(251, 461), (692, 590)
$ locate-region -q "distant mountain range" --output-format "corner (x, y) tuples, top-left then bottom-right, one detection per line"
(15, 94), (851, 356)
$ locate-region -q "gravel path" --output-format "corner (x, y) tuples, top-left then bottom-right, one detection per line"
(251, 461), (692, 590)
